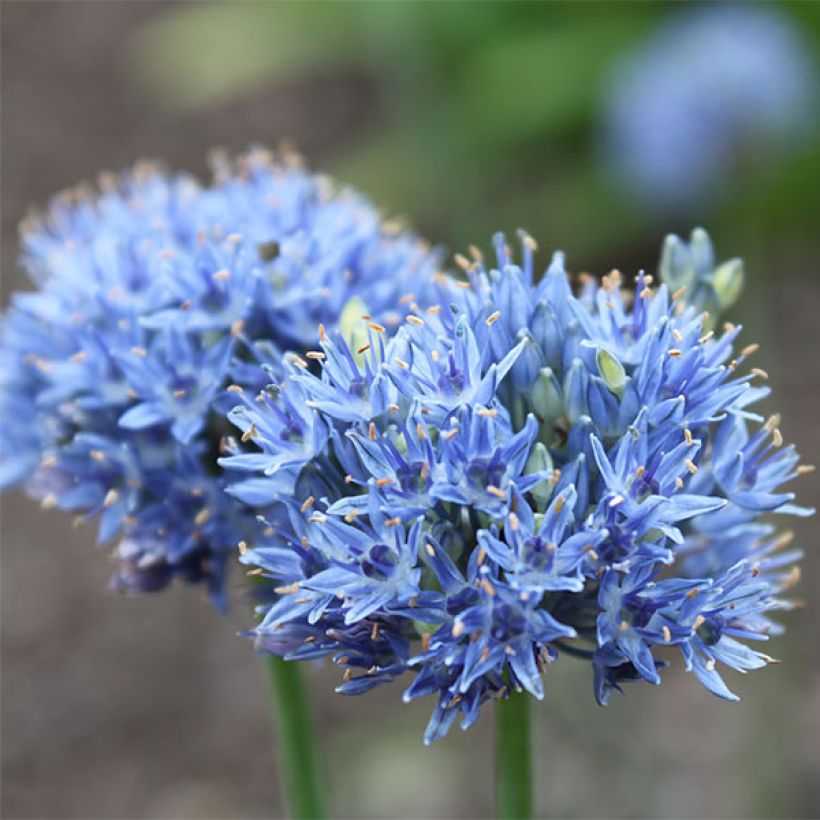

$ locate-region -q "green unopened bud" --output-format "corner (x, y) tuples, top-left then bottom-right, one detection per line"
(530, 367), (563, 422)
(339, 296), (369, 363)
(525, 442), (554, 510)
(688, 227), (715, 275)
(595, 347), (627, 397)
(659, 234), (696, 291)
(712, 257), (744, 310)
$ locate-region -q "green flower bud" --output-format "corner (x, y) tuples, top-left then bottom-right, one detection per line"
(525, 442), (554, 510)
(339, 296), (369, 363)
(712, 257), (744, 310)
(595, 346), (627, 397)
(659, 234), (696, 291)
(688, 227), (715, 275)
(530, 367), (563, 422)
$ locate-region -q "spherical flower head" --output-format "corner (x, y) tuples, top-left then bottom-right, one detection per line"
(0, 148), (439, 608)
(602, 4), (817, 206)
(227, 228), (812, 742)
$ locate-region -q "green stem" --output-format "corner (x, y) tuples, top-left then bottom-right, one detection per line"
(496, 691), (533, 820)
(265, 655), (326, 819)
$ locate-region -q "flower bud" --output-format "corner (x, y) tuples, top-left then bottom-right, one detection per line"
(712, 258), (744, 310)
(595, 347), (627, 397)
(530, 367), (563, 422)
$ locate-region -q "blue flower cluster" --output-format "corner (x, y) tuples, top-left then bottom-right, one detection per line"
(602, 4), (816, 206)
(0, 148), (438, 608)
(226, 230), (812, 742)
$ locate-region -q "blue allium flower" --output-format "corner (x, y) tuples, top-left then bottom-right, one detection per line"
(602, 5), (817, 206)
(0, 148), (438, 608)
(226, 228), (812, 742)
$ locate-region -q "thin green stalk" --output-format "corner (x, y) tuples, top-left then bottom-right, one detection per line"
(265, 655), (326, 819)
(496, 691), (533, 820)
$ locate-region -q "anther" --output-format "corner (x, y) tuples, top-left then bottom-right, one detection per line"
(486, 310), (502, 326)
(194, 508), (211, 526)
(406, 315), (424, 326)
(300, 496), (315, 513)
(306, 351), (325, 360)
(455, 253), (471, 271)
(486, 485), (507, 499)
(480, 578), (496, 597)
(662, 625), (671, 643)
(357, 343), (371, 355)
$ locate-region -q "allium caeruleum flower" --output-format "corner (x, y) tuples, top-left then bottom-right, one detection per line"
(602, 5), (817, 206)
(226, 229), (812, 743)
(0, 148), (438, 607)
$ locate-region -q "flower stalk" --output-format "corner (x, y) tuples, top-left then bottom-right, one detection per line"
(496, 691), (533, 820)
(266, 655), (326, 819)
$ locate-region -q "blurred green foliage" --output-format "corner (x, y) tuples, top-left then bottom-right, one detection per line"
(130, 1), (819, 273)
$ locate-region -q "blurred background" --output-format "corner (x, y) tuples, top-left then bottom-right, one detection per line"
(1, 2), (818, 817)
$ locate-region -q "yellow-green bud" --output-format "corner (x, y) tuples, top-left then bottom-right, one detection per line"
(596, 347), (627, 397)
(712, 258), (744, 310)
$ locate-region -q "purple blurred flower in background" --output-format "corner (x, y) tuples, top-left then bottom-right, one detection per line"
(602, 4), (817, 207)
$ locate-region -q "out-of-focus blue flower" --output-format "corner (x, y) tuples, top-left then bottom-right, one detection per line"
(602, 5), (817, 206)
(0, 148), (438, 608)
(227, 227), (812, 742)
